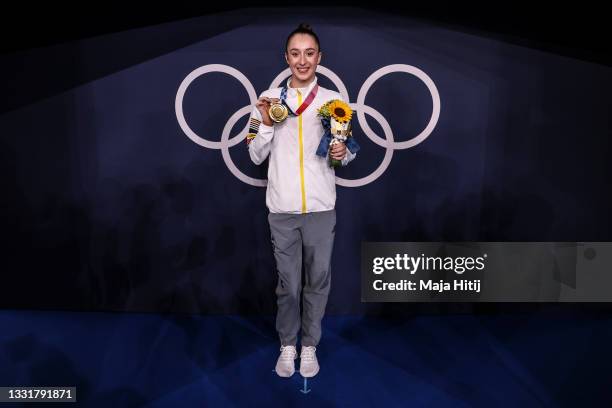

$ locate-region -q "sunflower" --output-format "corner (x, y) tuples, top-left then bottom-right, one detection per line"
(327, 100), (353, 123)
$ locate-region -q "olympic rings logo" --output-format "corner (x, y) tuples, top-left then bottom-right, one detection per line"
(175, 64), (440, 187)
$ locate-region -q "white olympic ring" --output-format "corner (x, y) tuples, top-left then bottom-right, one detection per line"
(175, 63), (440, 187)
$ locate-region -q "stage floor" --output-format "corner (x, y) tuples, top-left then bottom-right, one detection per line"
(0, 311), (609, 407)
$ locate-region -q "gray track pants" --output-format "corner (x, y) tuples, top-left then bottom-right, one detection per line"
(268, 209), (336, 347)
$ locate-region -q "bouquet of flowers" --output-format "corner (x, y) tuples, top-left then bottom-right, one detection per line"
(316, 99), (360, 168)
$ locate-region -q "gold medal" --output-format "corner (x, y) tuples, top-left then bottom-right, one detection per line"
(268, 102), (289, 123)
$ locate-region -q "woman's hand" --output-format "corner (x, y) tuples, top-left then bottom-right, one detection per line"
(256, 97), (280, 126)
(330, 142), (347, 161)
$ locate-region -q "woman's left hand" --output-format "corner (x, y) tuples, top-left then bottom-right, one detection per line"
(330, 142), (347, 160)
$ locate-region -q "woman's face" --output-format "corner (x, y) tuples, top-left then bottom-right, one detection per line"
(285, 33), (321, 85)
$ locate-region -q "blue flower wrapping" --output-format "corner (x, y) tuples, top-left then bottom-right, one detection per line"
(315, 117), (361, 158)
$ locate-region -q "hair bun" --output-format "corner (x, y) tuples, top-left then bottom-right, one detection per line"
(285, 22), (321, 52)
(298, 23), (313, 32)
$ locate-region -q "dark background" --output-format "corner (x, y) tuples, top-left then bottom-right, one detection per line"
(2, 1), (610, 65)
(1, 1), (610, 315)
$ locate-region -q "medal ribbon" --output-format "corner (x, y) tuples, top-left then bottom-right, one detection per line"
(280, 84), (319, 116)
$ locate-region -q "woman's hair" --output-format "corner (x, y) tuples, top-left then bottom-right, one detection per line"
(285, 23), (321, 52)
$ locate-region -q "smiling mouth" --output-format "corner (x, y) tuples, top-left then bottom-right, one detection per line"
(297, 67), (309, 73)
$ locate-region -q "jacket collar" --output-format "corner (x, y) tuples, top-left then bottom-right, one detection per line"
(285, 75), (318, 97)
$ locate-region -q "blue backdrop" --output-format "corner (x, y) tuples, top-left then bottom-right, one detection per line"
(2, 9), (611, 314)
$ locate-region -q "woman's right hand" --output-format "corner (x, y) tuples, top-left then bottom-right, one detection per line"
(256, 97), (279, 126)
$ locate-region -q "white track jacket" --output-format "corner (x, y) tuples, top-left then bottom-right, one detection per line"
(247, 76), (357, 214)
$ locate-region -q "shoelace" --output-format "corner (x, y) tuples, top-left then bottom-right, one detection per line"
(301, 346), (316, 362)
(279, 346), (296, 361)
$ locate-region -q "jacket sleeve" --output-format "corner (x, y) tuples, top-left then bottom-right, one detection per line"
(341, 147), (357, 166)
(246, 96), (275, 165)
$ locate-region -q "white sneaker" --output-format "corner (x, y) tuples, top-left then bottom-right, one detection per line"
(299, 346), (319, 377)
(275, 345), (297, 377)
